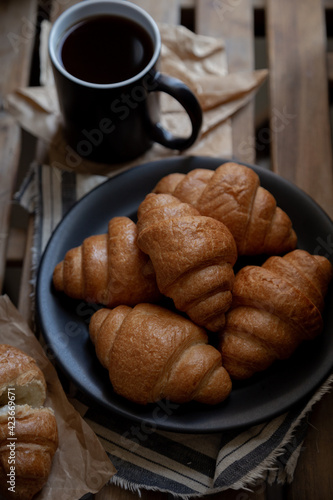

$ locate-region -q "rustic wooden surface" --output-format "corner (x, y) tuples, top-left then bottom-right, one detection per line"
(196, 0), (255, 165)
(0, 115), (21, 291)
(1, 0), (333, 499)
(266, 1), (333, 499)
(267, 0), (333, 220)
(0, 0), (37, 294)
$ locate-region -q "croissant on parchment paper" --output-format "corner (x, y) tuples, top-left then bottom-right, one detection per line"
(153, 162), (297, 256)
(89, 303), (232, 405)
(136, 193), (238, 332)
(219, 250), (333, 379)
(0, 405), (58, 500)
(0, 344), (46, 407)
(53, 216), (161, 307)
(0, 345), (58, 500)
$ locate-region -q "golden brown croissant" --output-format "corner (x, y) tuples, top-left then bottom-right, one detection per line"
(136, 193), (238, 332)
(0, 344), (46, 408)
(153, 162), (297, 256)
(53, 216), (161, 307)
(89, 303), (232, 405)
(0, 405), (58, 500)
(219, 249), (333, 379)
(0, 345), (58, 500)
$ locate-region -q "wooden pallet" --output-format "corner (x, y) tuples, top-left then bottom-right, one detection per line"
(1, 1), (332, 499)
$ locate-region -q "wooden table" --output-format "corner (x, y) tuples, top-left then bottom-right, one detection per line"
(1, 1), (332, 499)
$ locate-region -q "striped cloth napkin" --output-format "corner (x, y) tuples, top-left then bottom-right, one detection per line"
(16, 162), (333, 498)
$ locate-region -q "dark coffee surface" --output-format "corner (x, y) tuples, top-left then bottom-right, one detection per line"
(59, 14), (154, 84)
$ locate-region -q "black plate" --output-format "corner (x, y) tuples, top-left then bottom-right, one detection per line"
(36, 156), (333, 433)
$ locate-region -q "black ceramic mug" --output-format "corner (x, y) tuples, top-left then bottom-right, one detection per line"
(49, 0), (203, 164)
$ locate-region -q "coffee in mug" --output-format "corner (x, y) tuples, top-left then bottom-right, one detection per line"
(49, 1), (203, 165)
(59, 15), (155, 84)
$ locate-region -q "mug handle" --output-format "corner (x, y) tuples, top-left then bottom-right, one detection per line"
(147, 72), (203, 150)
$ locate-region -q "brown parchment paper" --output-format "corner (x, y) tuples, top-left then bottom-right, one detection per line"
(5, 21), (267, 176)
(0, 294), (116, 500)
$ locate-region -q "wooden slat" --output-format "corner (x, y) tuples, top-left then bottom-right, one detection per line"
(0, 115), (21, 292)
(196, 0), (256, 164)
(286, 391), (333, 500)
(0, 0), (38, 294)
(131, 0), (181, 24)
(6, 227), (27, 263)
(0, 0), (37, 293)
(17, 215), (35, 326)
(267, 0), (333, 498)
(266, 0), (333, 218)
(0, 0), (38, 98)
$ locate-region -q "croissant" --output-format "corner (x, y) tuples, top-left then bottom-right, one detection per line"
(53, 216), (161, 307)
(0, 405), (58, 500)
(0, 345), (58, 500)
(0, 344), (46, 407)
(219, 249), (333, 379)
(153, 162), (297, 256)
(89, 303), (232, 405)
(136, 193), (238, 332)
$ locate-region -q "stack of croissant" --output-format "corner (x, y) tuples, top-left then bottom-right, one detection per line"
(53, 161), (333, 406)
(0, 344), (58, 500)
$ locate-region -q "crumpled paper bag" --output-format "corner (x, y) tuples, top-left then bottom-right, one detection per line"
(6, 21), (267, 176)
(0, 294), (116, 500)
